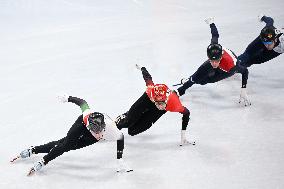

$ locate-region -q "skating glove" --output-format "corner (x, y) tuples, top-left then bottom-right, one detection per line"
(258, 14), (265, 22)
(205, 17), (214, 25)
(180, 130), (190, 146)
(135, 64), (142, 70)
(239, 87), (251, 106)
(116, 159), (133, 173)
(57, 94), (69, 103)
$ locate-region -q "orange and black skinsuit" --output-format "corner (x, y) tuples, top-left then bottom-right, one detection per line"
(116, 67), (190, 136)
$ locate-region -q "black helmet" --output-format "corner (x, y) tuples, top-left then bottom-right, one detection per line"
(260, 26), (276, 43)
(88, 112), (106, 133)
(207, 43), (222, 60)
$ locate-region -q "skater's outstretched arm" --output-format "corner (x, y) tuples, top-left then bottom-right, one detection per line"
(68, 96), (90, 111)
(136, 64), (154, 86)
(205, 17), (219, 44)
(169, 93), (193, 146)
(180, 107), (194, 146)
(229, 61), (249, 88)
(167, 91), (190, 130)
(141, 67), (154, 86)
(57, 95), (91, 117)
(260, 15), (274, 27)
(68, 96), (93, 118)
(210, 23), (219, 44)
(181, 107), (190, 130)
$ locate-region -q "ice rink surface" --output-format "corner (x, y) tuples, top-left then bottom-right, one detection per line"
(0, 0), (284, 189)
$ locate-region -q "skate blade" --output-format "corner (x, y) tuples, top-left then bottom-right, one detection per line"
(10, 156), (20, 163)
(180, 141), (196, 146)
(117, 169), (133, 173)
(27, 168), (35, 176)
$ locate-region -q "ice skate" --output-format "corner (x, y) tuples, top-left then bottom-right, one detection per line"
(27, 159), (45, 176)
(10, 147), (34, 163)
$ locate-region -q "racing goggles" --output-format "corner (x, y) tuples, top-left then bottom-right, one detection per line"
(262, 40), (273, 45)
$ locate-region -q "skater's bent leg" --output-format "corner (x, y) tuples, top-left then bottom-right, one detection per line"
(69, 130), (98, 150)
(178, 60), (213, 95)
(42, 115), (88, 164)
(118, 93), (153, 129)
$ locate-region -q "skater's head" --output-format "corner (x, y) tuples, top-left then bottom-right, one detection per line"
(88, 112), (106, 140)
(151, 84), (168, 110)
(207, 43), (223, 68)
(260, 26), (276, 50)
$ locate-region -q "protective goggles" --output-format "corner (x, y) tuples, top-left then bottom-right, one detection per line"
(87, 122), (106, 134)
(262, 41), (273, 45)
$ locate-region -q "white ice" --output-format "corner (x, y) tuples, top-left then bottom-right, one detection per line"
(0, 0), (284, 189)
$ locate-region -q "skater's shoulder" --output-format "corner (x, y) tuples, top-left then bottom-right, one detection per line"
(166, 92), (184, 112)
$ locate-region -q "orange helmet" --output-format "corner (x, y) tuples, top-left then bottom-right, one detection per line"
(151, 84), (168, 102)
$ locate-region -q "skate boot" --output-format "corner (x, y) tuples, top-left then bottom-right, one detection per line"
(10, 146), (34, 163)
(20, 147), (34, 158)
(27, 159), (45, 176)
